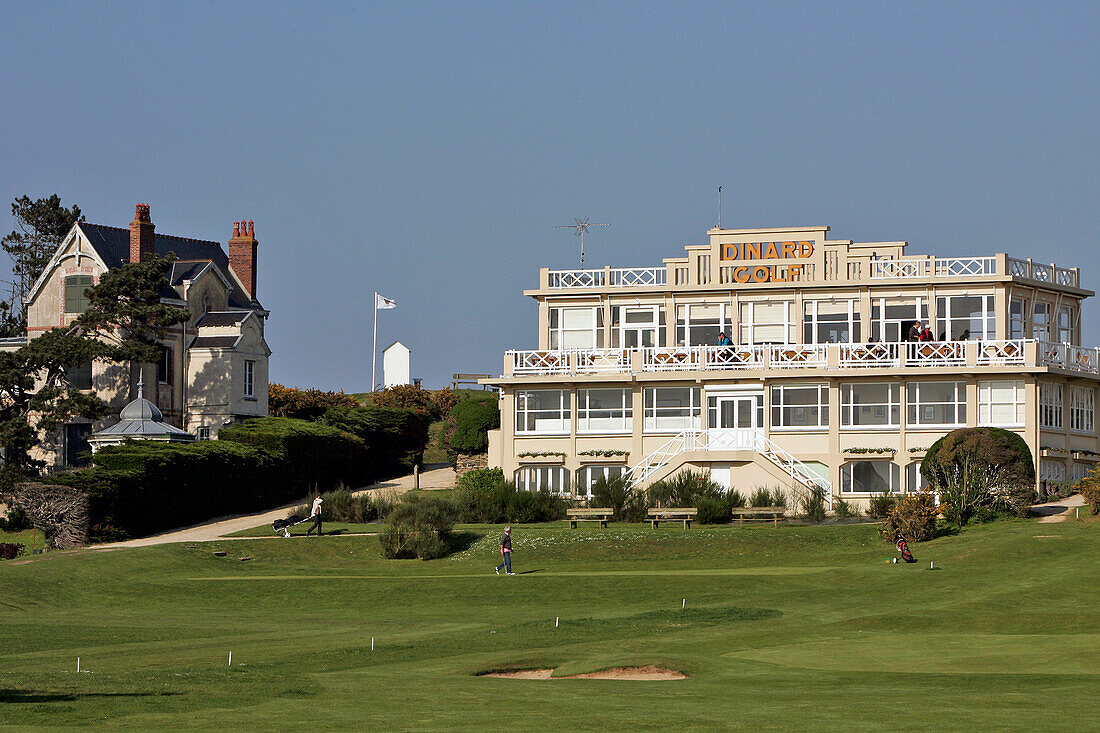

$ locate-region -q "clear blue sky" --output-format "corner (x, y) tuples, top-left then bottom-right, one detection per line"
(2, 1), (1097, 390)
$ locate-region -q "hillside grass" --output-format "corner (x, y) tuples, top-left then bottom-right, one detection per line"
(3, 518), (1099, 730)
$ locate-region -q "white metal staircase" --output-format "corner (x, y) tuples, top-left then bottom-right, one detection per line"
(624, 429), (833, 509)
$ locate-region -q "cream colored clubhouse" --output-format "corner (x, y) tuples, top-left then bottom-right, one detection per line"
(485, 224), (1099, 507)
(18, 204), (270, 467)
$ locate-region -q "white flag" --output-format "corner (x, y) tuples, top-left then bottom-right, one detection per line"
(375, 293), (396, 310)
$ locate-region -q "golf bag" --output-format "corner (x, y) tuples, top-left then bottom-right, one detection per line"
(895, 535), (916, 563)
(273, 515), (308, 537)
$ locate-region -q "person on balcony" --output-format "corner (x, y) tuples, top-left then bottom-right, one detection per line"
(717, 332), (732, 347)
(920, 323), (935, 342)
(907, 321), (922, 342)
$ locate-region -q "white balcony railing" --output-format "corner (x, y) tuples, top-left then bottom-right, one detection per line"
(1008, 257), (1078, 288)
(506, 339), (1100, 378)
(547, 267), (666, 289)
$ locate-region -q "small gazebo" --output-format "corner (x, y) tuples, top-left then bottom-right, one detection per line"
(88, 376), (196, 452)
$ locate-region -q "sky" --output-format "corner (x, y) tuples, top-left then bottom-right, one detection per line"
(2, 1), (1097, 390)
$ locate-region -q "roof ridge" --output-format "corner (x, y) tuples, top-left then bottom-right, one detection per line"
(82, 222), (220, 246)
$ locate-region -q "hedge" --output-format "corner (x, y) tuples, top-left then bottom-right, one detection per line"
(441, 395), (500, 455)
(321, 405), (429, 478)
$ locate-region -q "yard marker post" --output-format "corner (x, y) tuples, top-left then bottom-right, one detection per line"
(76, 657), (80, 673)
(372, 637), (375, 651)
(682, 598), (686, 610)
(555, 617), (559, 628)
(228, 651), (232, 667)
(930, 561), (934, 570)
(1077, 508), (1080, 519)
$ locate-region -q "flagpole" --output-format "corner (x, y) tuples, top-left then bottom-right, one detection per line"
(371, 292), (379, 392)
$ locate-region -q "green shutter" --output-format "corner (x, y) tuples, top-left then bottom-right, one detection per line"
(64, 276), (93, 313)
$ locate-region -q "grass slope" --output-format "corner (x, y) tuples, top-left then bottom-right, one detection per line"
(2, 519), (1099, 730)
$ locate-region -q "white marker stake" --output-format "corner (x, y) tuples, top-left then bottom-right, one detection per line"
(555, 617), (559, 628)
(228, 651), (232, 667)
(930, 561), (934, 570)
(682, 599), (686, 610)
(77, 657), (80, 673)
(371, 637), (375, 651)
(1077, 508), (1080, 519)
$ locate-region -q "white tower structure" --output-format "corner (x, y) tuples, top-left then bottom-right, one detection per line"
(383, 341), (411, 388)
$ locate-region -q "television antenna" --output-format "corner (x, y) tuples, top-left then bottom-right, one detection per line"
(557, 216), (609, 265)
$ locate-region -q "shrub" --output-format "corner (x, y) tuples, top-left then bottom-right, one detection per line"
(922, 427), (1035, 527)
(799, 486), (827, 522)
(0, 542), (25, 560)
(833, 498), (856, 518)
(749, 486), (786, 508)
(0, 505), (31, 532)
(592, 474), (638, 521)
(371, 385), (458, 421)
(728, 490), (746, 509)
(989, 483), (1038, 518)
(1081, 478), (1100, 516)
(648, 470), (723, 507)
(379, 493), (459, 560)
(866, 492), (896, 519)
(440, 395), (500, 457)
(695, 495), (730, 524)
(13, 482), (88, 549)
(314, 489), (382, 524)
(455, 468), (565, 523)
(268, 383), (358, 420)
(322, 405), (430, 477)
(879, 491), (938, 542)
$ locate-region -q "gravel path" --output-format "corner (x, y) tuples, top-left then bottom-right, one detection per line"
(1031, 493), (1086, 523)
(94, 463), (455, 549)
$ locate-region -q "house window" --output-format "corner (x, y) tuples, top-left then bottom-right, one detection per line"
(906, 381), (966, 428)
(872, 297), (928, 343)
(64, 275), (94, 314)
(643, 387), (701, 432)
(977, 380), (1025, 427)
(841, 461), (900, 494)
(935, 295), (994, 341)
(514, 466), (570, 494)
(1070, 386), (1095, 434)
(1057, 306), (1074, 343)
(577, 388), (632, 434)
(66, 359), (93, 390)
(549, 307), (603, 350)
(516, 389), (570, 434)
(676, 303), (729, 346)
(840, 383), (900, 427)
(611, 306), (663, 348)
(196, 426), (211, 441)
(158, 348), (173, 385)
(1039, 383), (1063, 429)
(243, 360), (255, 398)
(803, 300), (861, 344)
(770, 384), (829, 429)
(1039, 459), (1066, 484)
(575, 465), (626, 498)
(1009, 297), (1027, 339)
(1033, 302), (1050, 341)
(906, 461), (928, 493)
(739, 301), (795, 344)
(1070, 462), (1092, 483)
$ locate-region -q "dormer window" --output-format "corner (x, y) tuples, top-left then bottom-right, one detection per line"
(64, 275), (93, 314)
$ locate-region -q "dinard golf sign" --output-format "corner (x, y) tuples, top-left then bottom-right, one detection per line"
(719, 240), (815, 283)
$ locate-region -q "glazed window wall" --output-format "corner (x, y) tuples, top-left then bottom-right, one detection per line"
(1009, 297), (1027, 339)
(906, 461), (928, 493)
(516, 389), (570, 434)
(841, 461), (901, 494)
(644, 387), (701, 432)
(1057, 306), (1074, 343)
(803, 300), (861, 344)
(676, 303), (730, 346)
(1070, 386), (1095, 434)
(514, 466), (570, 494)
(549, 307), (603, 350)
(612, 306), (664, 348)
(1033, 302), (1050, 341)
(977, 380), (1025, 427)
(872, 297), (928, 342)
(1040, 383), (1063, 429)
(575, 465), (626, 498)
(770, 384), (829, 429)
(935, 295), (994, 341)
(577, 388), (632, 434)
(739, 301), (796, 345)
(906, 381), (966, 428)
(840, 383), (901, 428)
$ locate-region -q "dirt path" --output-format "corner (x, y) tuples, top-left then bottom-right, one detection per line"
(93, 463), (455, 549)
(1030, 493), (1086, 523)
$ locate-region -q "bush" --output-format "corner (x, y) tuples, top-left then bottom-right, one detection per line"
(1081, 478), (1100, 516)
(379, 493), (459, 560)
(371, 385), (459, 421)
(799, 486), (827, 522)
(879, 491), (938, 542)
(268, 383), (358, 420)
(695, 495), (730, 524)
(592, 474), (639, 521)
(0, 505), (31, 532)
(749, 486), (787, 508)
(322, 405), (430, 478)
(0, 542), (25, 560)
(833, 498), (857, 519)
(866, 492), (896, 519)
(648, 470), (723, 507)
(440, 395), (500, 457)
(455, 468), (565, 523)
(314, 489), (383, 524)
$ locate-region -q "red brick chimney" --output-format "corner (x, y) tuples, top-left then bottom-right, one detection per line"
(129, 203), (155, 263)
(228, 219), (258, 300)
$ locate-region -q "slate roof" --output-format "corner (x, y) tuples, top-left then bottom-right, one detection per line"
(190, 335), (240, 349)
(80, 223), (259, 310)
(168, 260), (211, 285)
(195, 310), (251, 327)
(90, 382), (194, 442)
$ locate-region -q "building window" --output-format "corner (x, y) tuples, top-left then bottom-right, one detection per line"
(906, 381), (966, 428)
(906, 461), (928, 493)
(1057, 306), (1074, 343)
(243, 359), (255, 398)
(66, 359), (93, 390)
(840, 383), (900, 427)
(1033, 302), (1050, 341)
(1009, 297), (1027, 339)
(935, 295), (994, 341)
(871, 297), (928, 343)
(64, 275), (94, 314)
(577, 388), (632, 434)
(612, 306), (662, 348)
(1039, 383), (1063, 429)
(516, 389), (570, 434)
(1039, 459), (1066, 484)
(739, 301), (795, 344)
(63, 423), (92, 467)
(1070, 386), (1095, 434)
(549, 307), (603, 350)
(1070, 462), (1092, 483)
(575, 464), (626, 498)
(771, 384), (829, 429)
(514, 466), (570, 494)
(977, 380), (1025, 427)
(158, 347), (172, 385)
(841, 461), (901, 494)
(676, 303), (729, 346)
(643, 387), (701, 432)
(196, 426), (211, 441)
(803, 300), (860, 344)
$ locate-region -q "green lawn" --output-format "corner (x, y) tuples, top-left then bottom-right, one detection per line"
(3, 519), (1099, 730)
(227, 521), (380, 538)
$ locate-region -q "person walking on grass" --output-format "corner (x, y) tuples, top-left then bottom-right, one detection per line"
(494, 526), (514, 575)
(305, 495), (323, 536)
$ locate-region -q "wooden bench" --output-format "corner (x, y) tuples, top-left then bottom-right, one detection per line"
(567, 508), (613, 529)
(648, 507), (698, 529)
(731, 506), (786, 526)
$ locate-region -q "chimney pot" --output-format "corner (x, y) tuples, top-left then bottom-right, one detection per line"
(233, 222), (240, 237)
(228, 219), (258, 300)
(129, 203), (155, 262)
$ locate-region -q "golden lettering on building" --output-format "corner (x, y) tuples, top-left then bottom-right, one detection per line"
(720, 241), (814, 283)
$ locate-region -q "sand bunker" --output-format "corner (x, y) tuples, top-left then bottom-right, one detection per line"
(480, 665), (686, 680)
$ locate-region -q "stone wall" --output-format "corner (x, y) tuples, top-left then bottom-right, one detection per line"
(454, 452), (488, 480)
